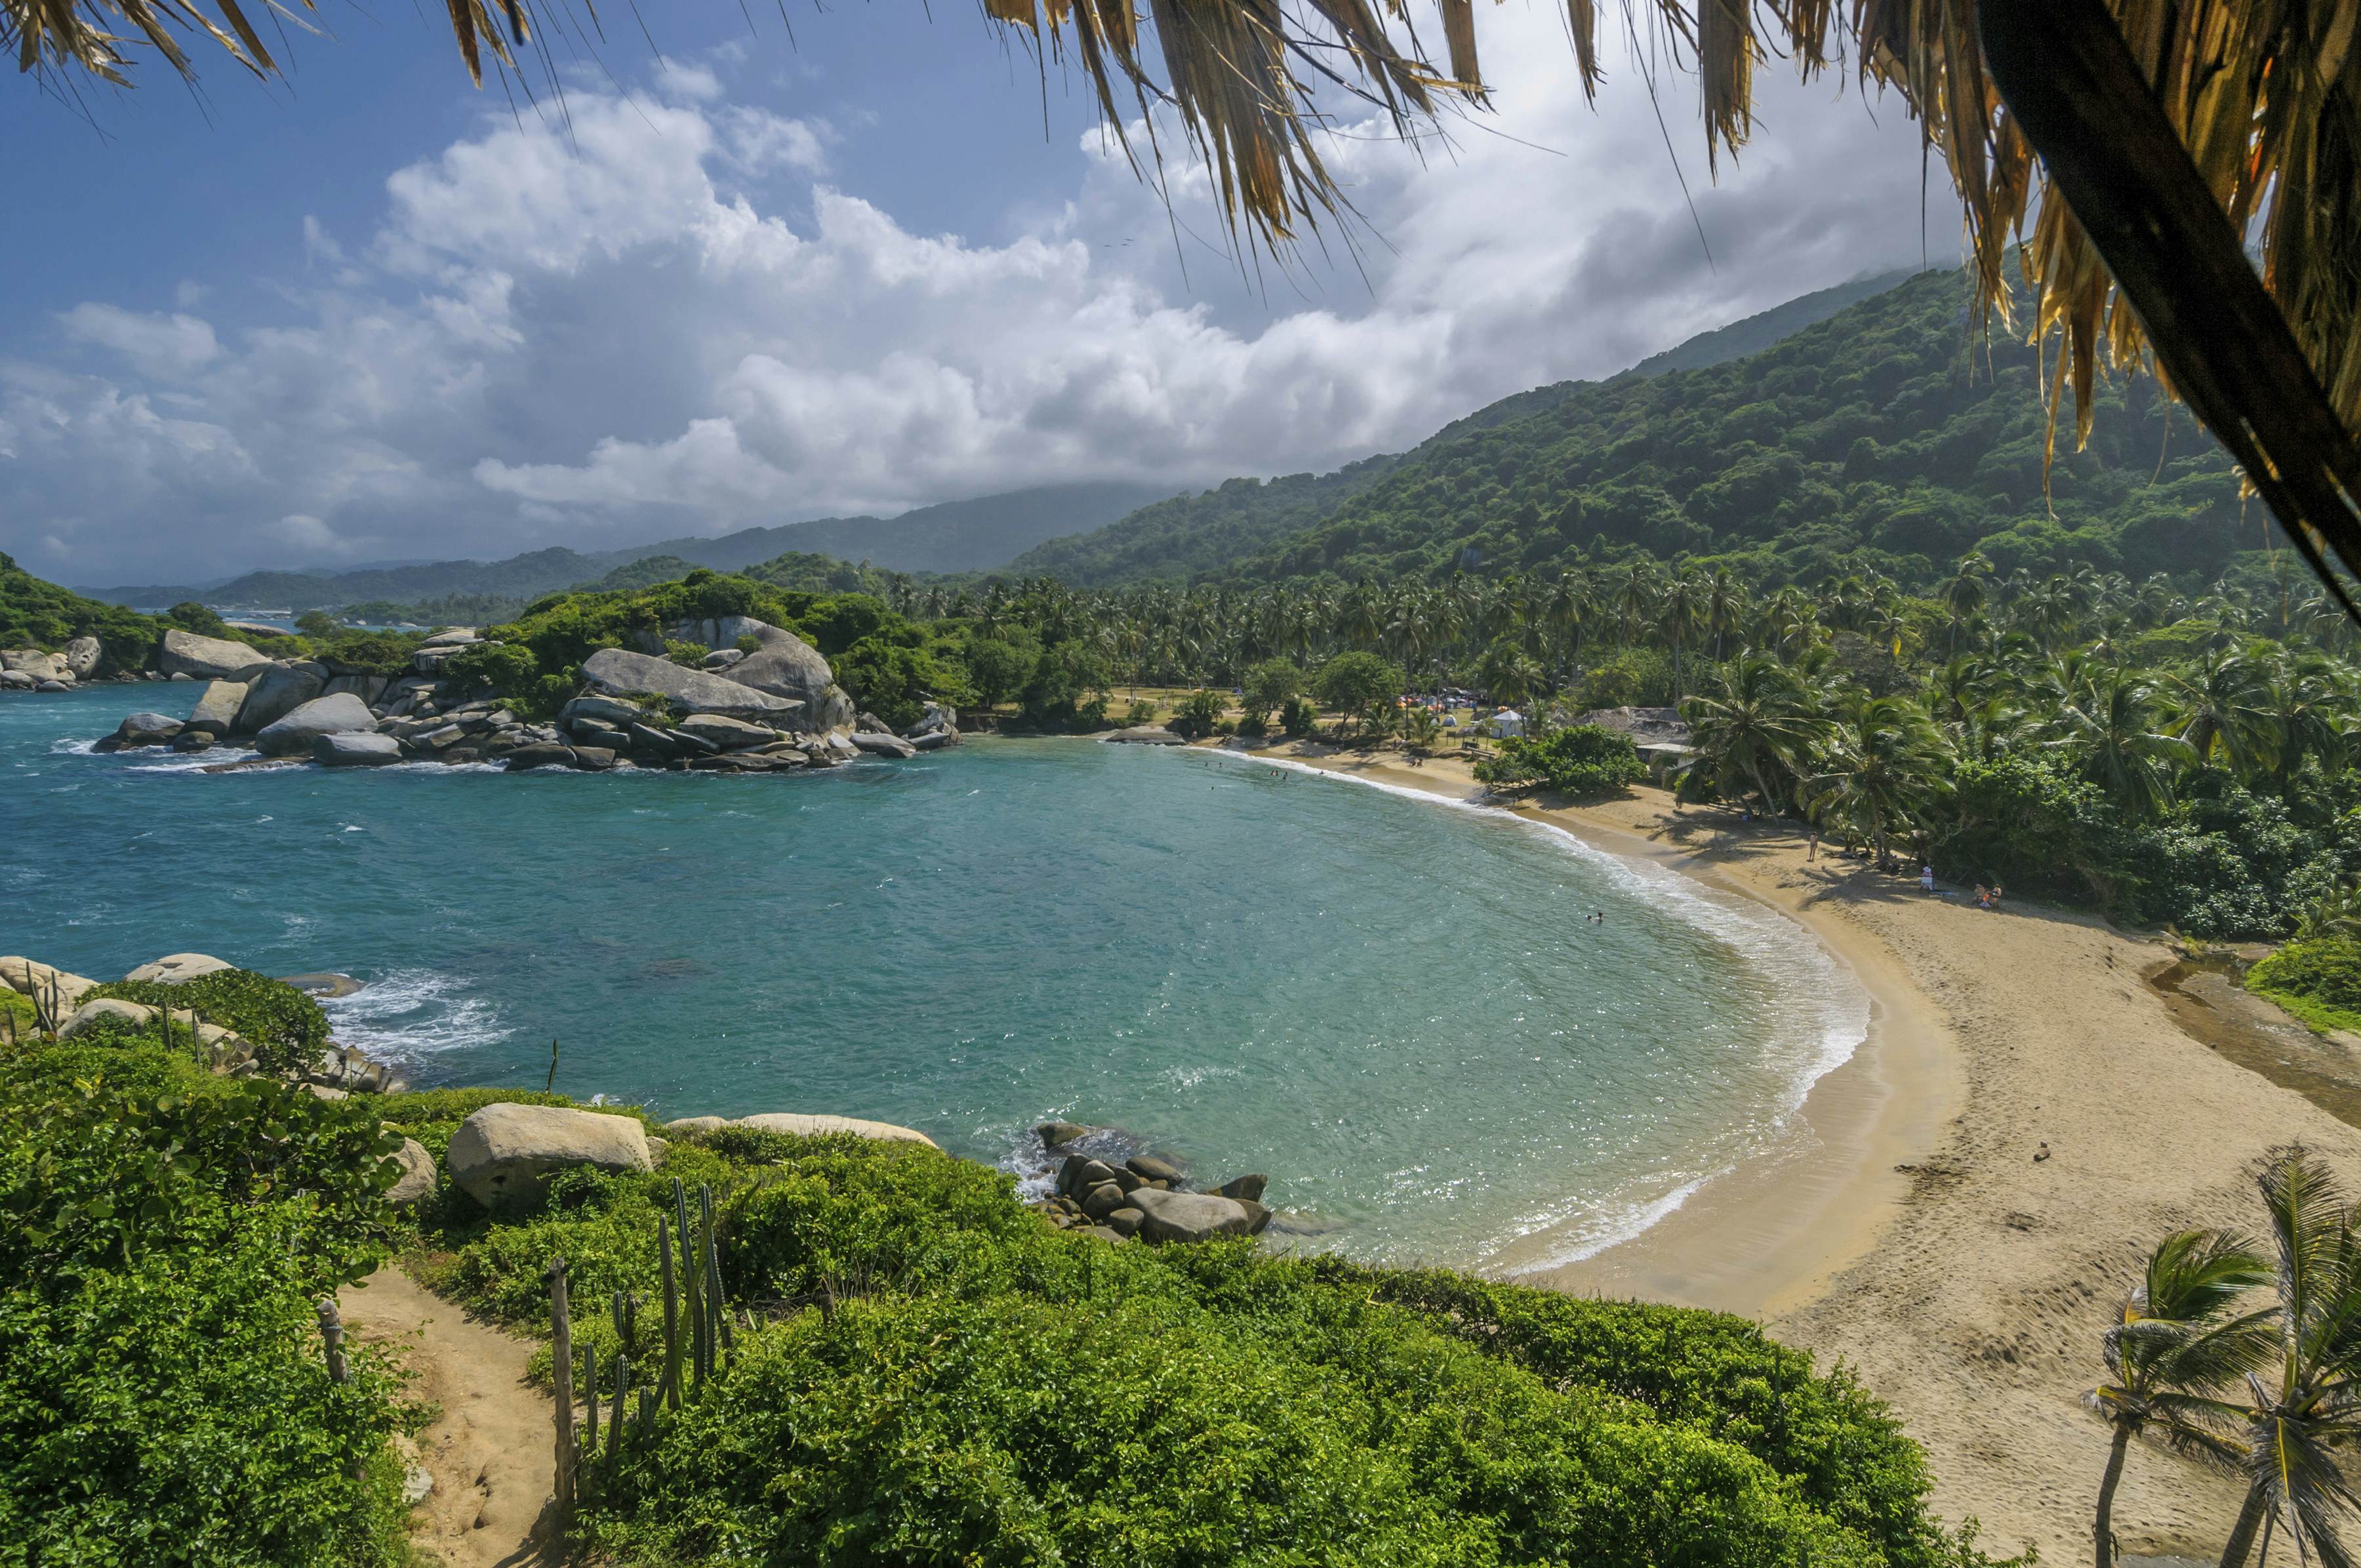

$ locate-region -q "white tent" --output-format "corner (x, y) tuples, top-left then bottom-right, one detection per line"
(1491, 709), (1525, 738)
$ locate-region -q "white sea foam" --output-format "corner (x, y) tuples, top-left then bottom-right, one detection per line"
(323, 968), (513, 1066)
(1217, 750), (1872, 1271)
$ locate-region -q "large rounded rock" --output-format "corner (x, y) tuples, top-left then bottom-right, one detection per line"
(579, 647), (804, 724)
(0, 957), (98, 1012)
(732, 1112), (938, 1147)
(104, 712), (184, 749)
(63, 637), (102, 679)
(676, 713), (778, 752)
(317, 732), (403, 767)
(1, 649), (65, 680)
(57, 997), (159, 1039)
(1127, 1188), (1259, 1245)
(125, 952), (235, 985)
(446, 1104), (655, 1211)
(661, 1115), (731, 1136)
(256, 692), (376, 756)
(159, 628), (272, 682)
(0, 670), (33, 691)
(666, 616), (846, 719)
(233, 662), (329, 734)
(385, 1138), (437, 1205)
(560, 694), (645, 729)
(184, 679), (249, 737)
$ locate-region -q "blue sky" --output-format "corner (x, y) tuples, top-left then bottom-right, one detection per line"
(3, 3), (1965, 584)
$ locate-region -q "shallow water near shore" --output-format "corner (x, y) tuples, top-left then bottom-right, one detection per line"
(6, 685), (1865, 1269)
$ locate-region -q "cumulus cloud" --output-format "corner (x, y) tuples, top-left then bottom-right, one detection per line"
(4, 21), (1962, 583)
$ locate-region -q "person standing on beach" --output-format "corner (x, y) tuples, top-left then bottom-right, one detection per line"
(1920, 864), (1936, 895)
(1807, 828), (1818, 861)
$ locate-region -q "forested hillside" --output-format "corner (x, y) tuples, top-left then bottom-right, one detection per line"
(1009, 272), (1918, 588)
(1232, 270), (2245, 590)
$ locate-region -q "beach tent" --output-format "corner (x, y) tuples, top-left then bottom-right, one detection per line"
(1492, 710), (1525, 738)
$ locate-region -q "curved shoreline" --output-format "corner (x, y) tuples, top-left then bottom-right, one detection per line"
(1230, 744), (1953, 1318)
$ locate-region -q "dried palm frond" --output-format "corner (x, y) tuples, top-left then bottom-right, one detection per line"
(14, 0), (2361, 599)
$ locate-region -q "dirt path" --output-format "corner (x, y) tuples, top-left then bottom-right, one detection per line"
(340, 1266), (561, 1567)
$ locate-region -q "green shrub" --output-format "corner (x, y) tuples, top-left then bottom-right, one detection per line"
(87, 969), (330, 1076)
(1169, 687), (1226, 738)
(413, 1136), (1992, 1568)
(1125, 698), (1158, 727)
(1474, 723), (1645, 796)
(1280, 694), (1320, 736)
(2248, 936), (2361, 1033)
(0, 1040), (407, 1565)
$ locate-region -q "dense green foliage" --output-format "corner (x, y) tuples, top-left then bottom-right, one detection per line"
(86, 969), (331, 1075)
(1476, 723), (1647, 795)
(0, 552), (163, 672)
(403, 1127), (1991, 1568)
(0, 1038), (407, 1565)
(2246, 936), (2361, 1033)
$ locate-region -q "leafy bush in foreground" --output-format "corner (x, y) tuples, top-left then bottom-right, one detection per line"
(0, 1041), (407, 1566)
(410, 1131), (1994, 1568)
(88, 968), (330, 1075)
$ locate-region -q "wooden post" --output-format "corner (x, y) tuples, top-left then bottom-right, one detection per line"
(315, 1297), (349, 1383)
(658, 1215), (681, 1411)
(550, 1255), (576, 1509)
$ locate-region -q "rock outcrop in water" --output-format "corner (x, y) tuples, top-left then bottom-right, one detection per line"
(1030, 1131), (1277, 1245)
(87, 617), (962, 778)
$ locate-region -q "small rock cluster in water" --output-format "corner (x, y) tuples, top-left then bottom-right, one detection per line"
(1029, 1121), (1273, 1245)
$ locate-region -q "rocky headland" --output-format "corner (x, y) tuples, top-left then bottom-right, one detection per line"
(77, 618), (959, 774)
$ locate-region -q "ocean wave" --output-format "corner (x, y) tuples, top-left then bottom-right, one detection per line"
(323, 968), (513, 1066)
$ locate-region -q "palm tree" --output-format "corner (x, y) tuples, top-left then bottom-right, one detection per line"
(1942, 553), (1994, 656)
(2211, 1148), (2361, 1568)
(2045, 665), (2196, 821)
(2088, 1230), (2275, 1568)
(2171, 649), (2282, 781)
(1805, 693), (1950, 872)
(1681, 653), (1828, 816)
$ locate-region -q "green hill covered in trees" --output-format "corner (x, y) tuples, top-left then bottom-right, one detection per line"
(1007, 270), (2247, 593)
(1235, 270), (2245, 589)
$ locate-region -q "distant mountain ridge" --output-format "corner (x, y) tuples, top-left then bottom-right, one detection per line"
(76, 481), (1178, 609)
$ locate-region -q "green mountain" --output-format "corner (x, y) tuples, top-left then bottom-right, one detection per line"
(78, 482), (1177, 611)
(1003, 270), (1920, 588)
(1224, 268), (2244, 588)
(637, 481), (1177, 576)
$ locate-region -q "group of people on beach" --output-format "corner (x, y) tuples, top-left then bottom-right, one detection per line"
(1923, 864), (2002, 909)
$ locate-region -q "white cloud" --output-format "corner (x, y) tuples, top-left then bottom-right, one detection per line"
(5, 20), (1961, 583)
(57, 304), (221, 380)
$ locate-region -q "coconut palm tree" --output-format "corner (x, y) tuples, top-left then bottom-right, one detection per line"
(1805, 693), (1950, 872)
(2088, 1229), (2275, 1568)
(2171, 649), (2282, 782)
(2045, 665), (2196, 821)
(1681, 653), (1829, 816)
(2211, 1148), (2361, 1568)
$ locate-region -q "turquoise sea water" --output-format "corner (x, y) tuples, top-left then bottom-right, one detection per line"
(5, 685), (1865, 1270)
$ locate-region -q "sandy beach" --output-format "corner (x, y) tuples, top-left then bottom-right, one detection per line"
(1254, 741), (2361, 1563)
